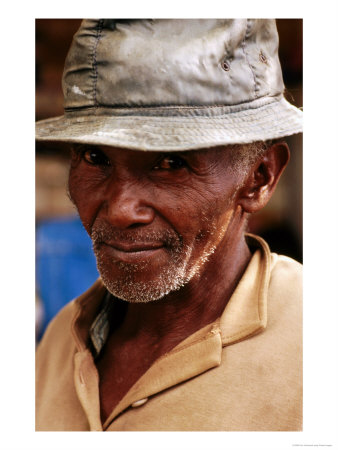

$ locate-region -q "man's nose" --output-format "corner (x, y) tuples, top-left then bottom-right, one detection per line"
(105, 179), (155, 229)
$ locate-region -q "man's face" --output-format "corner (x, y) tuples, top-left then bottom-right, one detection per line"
(68, 145), (243, 303)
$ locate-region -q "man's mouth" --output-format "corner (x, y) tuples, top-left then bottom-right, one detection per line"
(98, 241), (165, 263)
(104, 241), (164, 252)
(90, 220), (183, 265)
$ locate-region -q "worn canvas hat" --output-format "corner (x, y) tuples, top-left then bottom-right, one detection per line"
(36, 19), (302, 151)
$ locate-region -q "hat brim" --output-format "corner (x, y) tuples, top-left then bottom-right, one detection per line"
(36, 96), (302, 152)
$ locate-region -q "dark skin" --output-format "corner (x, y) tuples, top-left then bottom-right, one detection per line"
(68, 142), (289, 423)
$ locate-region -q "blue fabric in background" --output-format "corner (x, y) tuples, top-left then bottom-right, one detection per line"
(36, 215), (99, 340)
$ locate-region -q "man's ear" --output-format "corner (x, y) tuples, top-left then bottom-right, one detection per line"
(237, 142), (290, 214)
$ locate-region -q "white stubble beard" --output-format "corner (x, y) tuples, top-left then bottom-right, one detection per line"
(91, 212), (232, 304)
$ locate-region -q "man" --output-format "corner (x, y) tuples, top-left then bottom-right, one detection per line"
(35, 19), (303, 431)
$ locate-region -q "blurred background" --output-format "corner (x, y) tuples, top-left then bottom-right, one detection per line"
(35, 19), (303, 340)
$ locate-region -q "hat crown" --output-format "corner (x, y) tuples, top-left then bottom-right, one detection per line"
(62, 19), (284, 110)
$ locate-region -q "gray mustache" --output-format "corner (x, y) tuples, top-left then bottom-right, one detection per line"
(91, 221), (181, 247)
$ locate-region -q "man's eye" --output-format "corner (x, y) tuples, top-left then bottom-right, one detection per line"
(82, 149), (110, 166)
(153, 155), (187, 171)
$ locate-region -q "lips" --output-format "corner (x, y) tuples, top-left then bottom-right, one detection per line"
(104, 241), (164, 252)
(98, 241), (165, 263)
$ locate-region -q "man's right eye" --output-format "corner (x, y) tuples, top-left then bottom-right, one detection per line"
(82, 149), (111, 166)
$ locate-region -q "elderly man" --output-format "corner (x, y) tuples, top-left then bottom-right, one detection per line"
(35, 19), (303, 431)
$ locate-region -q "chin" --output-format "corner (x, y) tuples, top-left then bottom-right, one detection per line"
(101, 276), (186, 304)
(97, 257), (192, 304)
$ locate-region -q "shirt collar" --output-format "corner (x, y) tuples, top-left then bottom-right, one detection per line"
(218, 233), (271, 345)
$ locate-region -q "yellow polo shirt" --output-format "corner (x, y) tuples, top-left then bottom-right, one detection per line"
(35, 234), (302, 431)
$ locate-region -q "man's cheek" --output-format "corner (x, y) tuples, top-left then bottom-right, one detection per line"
(69, 171), (96, 204)
(68, 180), (96, 233)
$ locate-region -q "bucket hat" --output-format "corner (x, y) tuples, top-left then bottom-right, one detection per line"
(35, 19), (302, 151)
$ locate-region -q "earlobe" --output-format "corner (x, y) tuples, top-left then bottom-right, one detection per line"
(238, 142), (290, 214)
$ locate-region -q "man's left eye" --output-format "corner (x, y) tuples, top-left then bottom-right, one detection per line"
(153, 155), (187, 171)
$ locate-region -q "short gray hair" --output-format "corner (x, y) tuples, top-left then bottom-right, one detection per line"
(228, 140), (280, 176)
